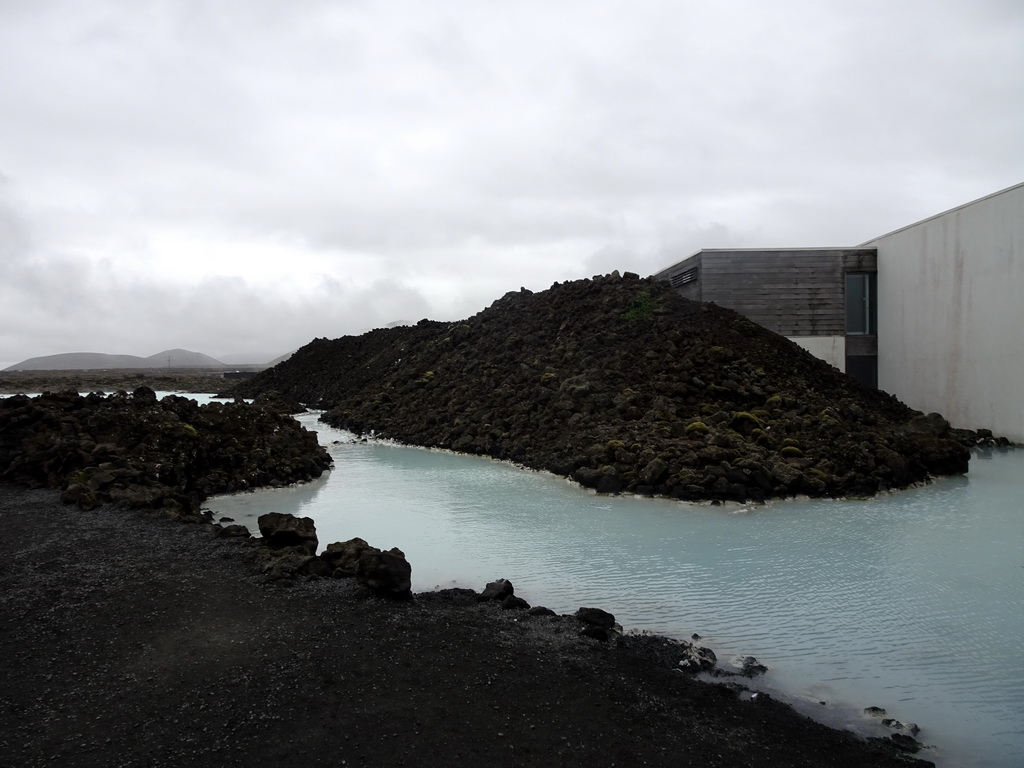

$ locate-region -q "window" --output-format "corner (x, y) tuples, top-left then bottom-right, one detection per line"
(846, 272), (876, 335)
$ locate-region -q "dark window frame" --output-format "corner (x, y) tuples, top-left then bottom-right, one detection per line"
(845, 272), (877, 336)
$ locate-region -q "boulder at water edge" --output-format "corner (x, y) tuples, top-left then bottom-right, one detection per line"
(321, 537), (412, 598)
(257, 512), (319, 555)
(677, 642), (717, 672)
(478, 578), (515, 601)
(357, 546), (412, 598)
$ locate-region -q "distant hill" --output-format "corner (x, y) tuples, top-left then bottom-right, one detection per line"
(5, 349), (226, 371)
(217, 351), (286, 366)
(145, 349), (226, 368)
(265, 351), (294, 366)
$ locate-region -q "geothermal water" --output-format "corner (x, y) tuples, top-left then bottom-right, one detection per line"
(197, 402), (1021, 768)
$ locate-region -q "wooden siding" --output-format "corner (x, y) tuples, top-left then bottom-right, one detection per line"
(842, 248), (877, 271)
(701, 250), (846, 336)
(655, 249), (878, 337)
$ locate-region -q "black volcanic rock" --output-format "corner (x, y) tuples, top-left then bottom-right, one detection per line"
(0, 388), (332, 516)
(233, 273), (971, 501)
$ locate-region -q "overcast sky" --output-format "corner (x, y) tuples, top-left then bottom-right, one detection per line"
(1, 0), (1022, 366)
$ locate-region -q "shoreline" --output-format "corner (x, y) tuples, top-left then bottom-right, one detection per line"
(0, 482), (933, 767)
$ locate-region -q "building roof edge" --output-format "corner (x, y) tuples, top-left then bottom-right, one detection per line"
(860, 180), (1024, 245)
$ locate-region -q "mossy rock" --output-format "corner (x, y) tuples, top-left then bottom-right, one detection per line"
(67, 470), (89, 487)
(749, 428), (770, 446)
(782, 437), (802, 448)
(817, 416), (843, 434)
(685, 421), (710, 435)
(780, 445), (804, 458)
(539, 372), (558, 384)
(620, 289), (657, 320)
(802, 471), (827, 494)
(730, 411), (765, 433)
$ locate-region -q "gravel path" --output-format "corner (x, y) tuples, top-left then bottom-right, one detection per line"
(0, 484), (929, 767)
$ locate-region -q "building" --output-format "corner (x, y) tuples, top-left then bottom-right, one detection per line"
(653, 182), (1024, 442)
(653, 247), (878, 387)
(865, 182), (1024, 443)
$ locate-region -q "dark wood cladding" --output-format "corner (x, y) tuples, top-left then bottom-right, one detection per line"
(656, 249), (877, 337)
(842, 249), (877, 271)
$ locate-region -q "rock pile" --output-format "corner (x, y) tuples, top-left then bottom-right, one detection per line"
(248, 513), (412, 597)
(0, 387), (332, 517)
(233, 272), (975, 501)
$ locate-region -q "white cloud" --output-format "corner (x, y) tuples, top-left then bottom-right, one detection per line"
(1, 0), (1022, 366)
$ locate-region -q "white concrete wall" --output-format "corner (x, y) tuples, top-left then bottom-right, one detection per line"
(864, 183), (1024, 442)
(789, 335), (845, 371)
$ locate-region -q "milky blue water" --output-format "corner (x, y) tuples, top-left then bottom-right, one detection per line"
(170, 397), (1022, 766)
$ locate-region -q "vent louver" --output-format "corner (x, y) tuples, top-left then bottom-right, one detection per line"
(669, 268), (698, 288)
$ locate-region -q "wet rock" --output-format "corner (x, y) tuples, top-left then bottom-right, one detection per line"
(574, 607), (616, 628)
(355, 546), (412, 598)
(501, 595), (530, 611)
(889, 733), (922, 753)
(478, 578), (515, 602)
(580, 626), (611, 641)
(320, 537), (411, 596)
(881, 719), (920, 737)
(678, 643), (717, 672)
(739, 656), (768, 677)
(595, 474), (623, 495)
(321, 537), (372, 575)
(527, 606), (556, 617)
(864, 706), (887, 717)
(257, 512), (318, 555)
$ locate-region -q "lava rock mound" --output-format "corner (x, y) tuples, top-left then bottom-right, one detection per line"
(0, 387), (332, 516)
(234, 272), (970, 501)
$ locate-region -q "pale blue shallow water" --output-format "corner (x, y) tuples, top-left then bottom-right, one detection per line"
(187, 398), (1019, 767)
